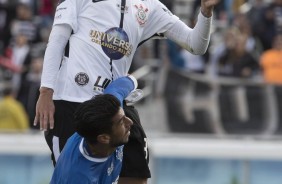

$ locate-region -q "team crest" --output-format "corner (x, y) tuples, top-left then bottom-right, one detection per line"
(134, 4), (148, 26)
(75, 72), (89, 86)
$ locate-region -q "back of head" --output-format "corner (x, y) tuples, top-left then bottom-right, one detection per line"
(74, 94), (121, 144)
(273, 33), (282, 50)
(2, 84), (13, 97)
(3, 88), (12, 97)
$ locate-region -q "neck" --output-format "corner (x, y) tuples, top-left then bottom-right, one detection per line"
(84, 140), (115, 158)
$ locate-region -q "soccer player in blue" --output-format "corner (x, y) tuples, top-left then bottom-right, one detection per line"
(50, 75), (138, 184)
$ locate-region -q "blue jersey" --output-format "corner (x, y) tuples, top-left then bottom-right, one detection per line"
(50, 133), (123, 184)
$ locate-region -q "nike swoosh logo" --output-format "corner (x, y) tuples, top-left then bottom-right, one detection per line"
(92, 0), (107, 2)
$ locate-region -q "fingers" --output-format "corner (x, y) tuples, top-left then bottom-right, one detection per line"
(49, 113), (54, 129)
(35, 88), (55, 131)
(33, 114), (39, 127)
(211, 0), (220, 6)
(33, 104), (40, 127)
(34, 108), (54, 131)
(40, 113), (48, 131)
(202, 0), (219, 8)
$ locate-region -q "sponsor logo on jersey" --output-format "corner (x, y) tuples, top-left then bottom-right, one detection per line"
(92, 0), (107, 2)
(134, 4), (148, 26)
(93, 76), (111, 93)
(90, 28), (132, 60)
(55, 14), (62, 20)
(75, 72), (89, 86)
(56, 7), (67, 12)
(162, 7), (173, 16)
(55, 7), (67, 20)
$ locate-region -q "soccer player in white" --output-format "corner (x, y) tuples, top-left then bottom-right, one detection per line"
(34, 0), (219, 183)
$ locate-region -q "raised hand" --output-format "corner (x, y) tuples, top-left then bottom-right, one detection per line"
(201, 0), (220, 17)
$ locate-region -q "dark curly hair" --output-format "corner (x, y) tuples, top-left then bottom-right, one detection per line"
(74, 94), (121, 144)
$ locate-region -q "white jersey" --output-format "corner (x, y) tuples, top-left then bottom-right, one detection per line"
(51, 0), (179, 102)
(51, 0), (178, 102)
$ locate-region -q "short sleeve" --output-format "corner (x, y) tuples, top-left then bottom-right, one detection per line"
(53, 0), (79, 32)
(143, 0), (179, 39)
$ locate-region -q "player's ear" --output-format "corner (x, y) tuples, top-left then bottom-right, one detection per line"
(97, 134), (110, 144)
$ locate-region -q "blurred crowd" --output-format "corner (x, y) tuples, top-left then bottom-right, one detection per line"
(161, 0), (282, 135)
(0, 0), (57, 132)
(0, 0), (281, 133)
(166, 0), (282, 81)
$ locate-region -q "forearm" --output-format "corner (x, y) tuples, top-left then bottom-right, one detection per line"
(40, 24), (72, 89)
(104, 75), (137, 106)
(164, 11), (212, 55)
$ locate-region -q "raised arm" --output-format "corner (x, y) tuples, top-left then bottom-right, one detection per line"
(104, 75), (138, 107)
(164, 0), (219, 55)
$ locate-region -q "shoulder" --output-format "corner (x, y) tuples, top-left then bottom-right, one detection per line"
(139, 0), (163, 9)
(57, 0), (86, 5)
(143, 0), (176, 20)
(63, 133), (82, 150)
(56, 0), (88, 8)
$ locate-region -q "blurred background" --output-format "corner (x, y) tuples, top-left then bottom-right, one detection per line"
(0, 0), (282, 184)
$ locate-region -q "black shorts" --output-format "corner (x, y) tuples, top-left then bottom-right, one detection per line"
(45, 100), (151, 178)
(120, 105), (151, 178)
(44, 100), (79, 165)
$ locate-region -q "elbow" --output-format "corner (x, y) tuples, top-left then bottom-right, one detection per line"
(187, 45), (208, 55)
(177, 36), (210, 55)
(194, 48), (208, 55)
(185, 37), (210, 55)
